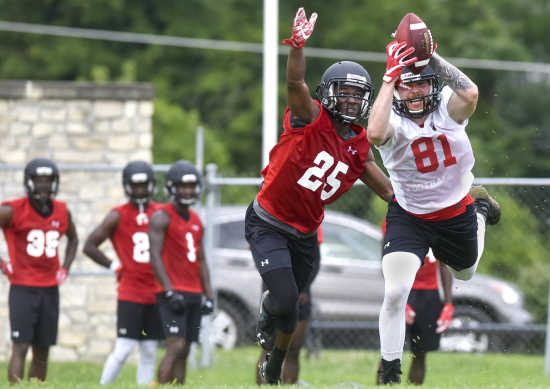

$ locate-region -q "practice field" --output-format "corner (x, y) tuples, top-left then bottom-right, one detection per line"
(2, 347), (547, 388)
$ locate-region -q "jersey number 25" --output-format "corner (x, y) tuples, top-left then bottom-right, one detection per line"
(297, 151), (349, 200)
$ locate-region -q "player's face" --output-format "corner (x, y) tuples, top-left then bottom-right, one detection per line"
(398, 80), (431, 113)
(336, 84), (364, 117)
(129, 182), (150, 206)
(29, 175), (54, 215)
(173, 182), (197, 205)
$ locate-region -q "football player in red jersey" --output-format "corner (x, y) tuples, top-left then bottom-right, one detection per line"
(0, 158), (78, 384)
(246, 8), (394, 384)
(83, 161), (163, 386)
(149, 160), (214, 385)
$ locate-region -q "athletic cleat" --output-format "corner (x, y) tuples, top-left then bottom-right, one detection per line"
(260, 354), (281, 385)
(469, 185), (501, 225)
(256, 290), (276, 352)
(380, 359), (402, 385)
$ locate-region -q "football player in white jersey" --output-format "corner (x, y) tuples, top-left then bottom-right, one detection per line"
(367, 37), (501, 384)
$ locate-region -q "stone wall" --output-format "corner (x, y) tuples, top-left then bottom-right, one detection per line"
(0, 81), (155, 362)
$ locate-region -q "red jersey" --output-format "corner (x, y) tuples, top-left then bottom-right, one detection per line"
(2, 197), (69, 287)
(156, 203), (204, 294)
(110, 202), (162, 304)
(412, 255), (439, 290)
(257, 102), (370, 234)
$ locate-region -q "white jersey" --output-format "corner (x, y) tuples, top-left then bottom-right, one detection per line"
(376, 86), (475, 214)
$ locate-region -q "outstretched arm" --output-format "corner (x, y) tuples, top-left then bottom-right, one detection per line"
(429, 53), (478, 123)
(358, 150), (394, 202)
(284, 7), (320, 124)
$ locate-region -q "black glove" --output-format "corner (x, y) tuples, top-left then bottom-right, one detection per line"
(201, 297), (214, 315)
(165, 290), (185, 313)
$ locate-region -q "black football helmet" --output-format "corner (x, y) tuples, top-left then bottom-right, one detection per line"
(393, 65), (442, 119)
(165, 160), (202, 205)
(315, 61), (374, 124)
(122, 161), (156, 206)
(24, 158), (59, 198)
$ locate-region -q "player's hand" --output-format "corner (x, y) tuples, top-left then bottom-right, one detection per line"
(436, 302), (455, 333)
(282, 7), (318, 48)
(383, 40), (417, 84)
(1, 260), (13, 276)
(56, 267), (68, 285)
(109, 261), (123, 282)
(200, 297), (214, 315)
(165, 290), (185, 314)
(405, 303), (416, 325)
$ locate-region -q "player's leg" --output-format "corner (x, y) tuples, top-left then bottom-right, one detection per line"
(8, 342), (29, 383)
(173, 297), (201, 384)
(29, 286), (59, 381)
(100, 338), (138, 384)
(408, 350), (426, 385)
(137, 303), (163, 385)
(158, 336), (187, 384)
(28, 345), (49, 381)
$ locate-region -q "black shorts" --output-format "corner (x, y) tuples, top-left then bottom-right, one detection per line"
(383, 201), (478, 271)
(9, 285), (59, 346)
(117, 300), (164, 340)
(156, 292), (202, 341)
(406, 289), (443, 353)
(245, 203), (318, 293)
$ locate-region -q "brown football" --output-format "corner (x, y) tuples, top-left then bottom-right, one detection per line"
(395, 13), (434, 73)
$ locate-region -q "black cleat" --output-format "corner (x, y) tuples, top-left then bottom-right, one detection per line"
(256, 290), (276, 352)
(380, 359), (402, 385)
(469, 185), (501, 225)
(260, 353), (281, 385)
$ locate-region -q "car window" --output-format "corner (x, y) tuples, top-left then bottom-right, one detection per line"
(321, 222), (381, 262)
(217, 220), (249, 250)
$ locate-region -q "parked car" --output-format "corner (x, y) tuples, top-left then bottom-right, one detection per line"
(208, 206), (533, 352)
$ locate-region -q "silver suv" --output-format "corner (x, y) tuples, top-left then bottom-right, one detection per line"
(208, 206), (532, 352)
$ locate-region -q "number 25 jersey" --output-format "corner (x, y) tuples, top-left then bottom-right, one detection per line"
(257, 101), (370, 234)
(2, 197), (69, 287)
(110, 202), (161, 304)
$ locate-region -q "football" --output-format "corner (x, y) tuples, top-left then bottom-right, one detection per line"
(395, 13), (434, 73)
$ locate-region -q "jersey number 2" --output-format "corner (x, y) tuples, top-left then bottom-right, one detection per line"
(297, 151), (349, 200)
(411, 135), (457, 173)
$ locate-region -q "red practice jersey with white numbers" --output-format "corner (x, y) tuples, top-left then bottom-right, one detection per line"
(155, 203), (204, 294)
(110, 202), (162, 304)
(2, 197), (69, 287)
(257, 102), (370, 234)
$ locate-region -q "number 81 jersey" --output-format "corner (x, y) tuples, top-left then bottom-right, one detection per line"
(2, 197), (69, 287)
(257, 102), (370, 234)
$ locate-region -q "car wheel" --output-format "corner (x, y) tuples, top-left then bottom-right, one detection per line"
(440, 305), (496, 353)
(211, 298), (248, 350)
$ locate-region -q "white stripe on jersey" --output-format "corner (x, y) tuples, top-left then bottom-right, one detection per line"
(376, 86), (475, 214)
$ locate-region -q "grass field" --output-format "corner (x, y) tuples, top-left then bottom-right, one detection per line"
(2, 347), (548, 388)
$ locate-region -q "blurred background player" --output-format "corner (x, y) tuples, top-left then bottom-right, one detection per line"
(149, 160), (214, 385)
(0, 158), (78, 384)
(83, 161), (163, 386)
(376, 222), (454, 385)
(367, 16), (500, 384)
(245, 7), (393, 385)
(255, 227), (323, 385)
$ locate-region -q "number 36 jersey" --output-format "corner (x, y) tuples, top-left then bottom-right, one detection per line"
(2, 197), (69, 287)
(111, 202), (161, 304)
(257, 101), (370, 234)
(377, 86), (475, 215)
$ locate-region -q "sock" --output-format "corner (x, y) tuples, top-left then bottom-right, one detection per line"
(137, 340), (158, 385)
(266, 347), (286, 379)
(100, 338), (137, 384)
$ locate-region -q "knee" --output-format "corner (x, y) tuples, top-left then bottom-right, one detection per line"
(266, 289), (299, 318)
(384, 286), (410, 313)
(452, 267), (475, 281)
(168, 339), (189, 360)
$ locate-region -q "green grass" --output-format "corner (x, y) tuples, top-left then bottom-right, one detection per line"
(3, 347), (549, 388)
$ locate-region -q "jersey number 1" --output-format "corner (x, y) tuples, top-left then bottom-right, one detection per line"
(297, 151), (349, 200)
(411, 135), (457, 173)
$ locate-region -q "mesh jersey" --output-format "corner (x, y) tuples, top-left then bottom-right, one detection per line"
(2, 197), (69, 287)
(376, 86), (475, 214)
(257, 101), (370, 234)
(155, 203), (203, 294)
(110, 202), (162, 304)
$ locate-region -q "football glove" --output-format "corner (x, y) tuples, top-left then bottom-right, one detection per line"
(282, 7), (318, 48)
(405, 303), (416, 325)
(56, 267), (68, 285)
(165, 290), (185, 314)
(383, 40), (417, 83)
(201, 297), (214, 315)
(1, 260), (13, 276)
(436, 302), (455, 334)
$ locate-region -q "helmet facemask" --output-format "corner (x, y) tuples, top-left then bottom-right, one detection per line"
(318, 77), (374, 124)
(392, 66), (442, 119)
(167, 175), (201, 206)
(122, 161), (156, 212)
(24, 159), (59, 216)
